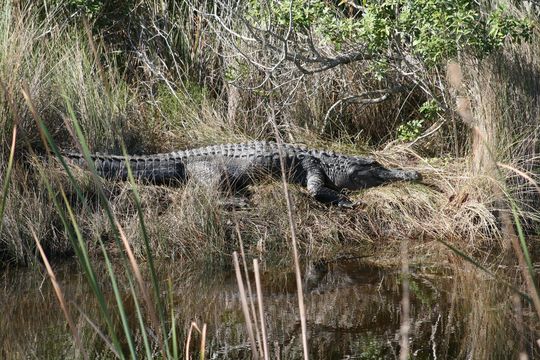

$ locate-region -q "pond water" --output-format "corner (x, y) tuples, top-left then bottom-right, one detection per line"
(0, 259), (537, 359)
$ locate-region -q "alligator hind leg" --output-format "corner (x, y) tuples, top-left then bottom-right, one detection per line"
(307, 180), (354, 207)
(187, 161), (252, 209)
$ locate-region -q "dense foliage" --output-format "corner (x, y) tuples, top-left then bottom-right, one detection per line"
(251, 0), (532, 67)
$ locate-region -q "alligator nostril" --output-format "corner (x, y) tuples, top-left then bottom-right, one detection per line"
(399, 170), (421, 181)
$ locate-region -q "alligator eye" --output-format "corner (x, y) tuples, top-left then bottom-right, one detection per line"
(347, 165), (361, 176)
(368, 160), (381, 168)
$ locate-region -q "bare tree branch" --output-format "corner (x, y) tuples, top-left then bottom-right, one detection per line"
(321, 86), (408, 135)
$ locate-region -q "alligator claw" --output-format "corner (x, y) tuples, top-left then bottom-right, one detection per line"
(337, 199), (355, 208)
(352, 199), (368, 208)
(337, 198), (367, 209)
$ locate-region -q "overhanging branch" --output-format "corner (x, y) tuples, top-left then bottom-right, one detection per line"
(321, 86), (408, 134)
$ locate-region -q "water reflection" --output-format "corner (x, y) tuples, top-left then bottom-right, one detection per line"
(0, 260), (537, 359)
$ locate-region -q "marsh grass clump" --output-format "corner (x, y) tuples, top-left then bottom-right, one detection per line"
(0, 2), (128, 153)
(116, 182), (231, 263)
(0, 178), (61, 264)
(67, 180), (235, 265)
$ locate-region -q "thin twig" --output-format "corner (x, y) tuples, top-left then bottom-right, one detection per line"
(254, 259), (270, 360)
(268, 96), (309, 360)
(233, 252), (260, 359)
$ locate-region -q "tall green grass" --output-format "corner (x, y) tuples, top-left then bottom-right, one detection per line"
(0, 3), (173, 357)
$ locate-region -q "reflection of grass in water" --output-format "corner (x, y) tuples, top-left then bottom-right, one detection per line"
(2, 258), (539, 358)
(355, 334), (386, 360)
(404, 277), (436, 306)
(455, 263), (525, 360)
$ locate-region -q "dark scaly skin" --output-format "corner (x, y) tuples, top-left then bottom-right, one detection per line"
(64, 152), (186, 185)
(64, 141), (421, 206)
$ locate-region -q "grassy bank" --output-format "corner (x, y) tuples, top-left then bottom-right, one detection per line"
(1, 1), (536, 267)
(0, 1), (539, 358)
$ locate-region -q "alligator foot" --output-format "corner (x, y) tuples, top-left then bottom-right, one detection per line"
(337, 198), (368, 209)
(337, 198), (355, 208)
(352, 199), (368, 208)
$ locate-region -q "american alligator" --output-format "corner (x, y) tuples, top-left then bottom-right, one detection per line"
(65, 141), (421, 207)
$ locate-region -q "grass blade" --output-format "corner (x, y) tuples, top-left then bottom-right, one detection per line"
(504, 202), (540, 320)
(0, 125), (17, 234)
(185, 321), (206, 359)
(199, 323), (207, 360)
(169, 278), (179, 360)
(30, 228), (88, 360)
(120, 143), (171, 358)
(253, 259), (269, 360)
(236, 224), (262, 356)
(399, 238), (410, 360)
(116, 221), (166, 358)
(74, 303), (122, 359)
(185, 322), (194, 359)
(233, 251), (259, 359)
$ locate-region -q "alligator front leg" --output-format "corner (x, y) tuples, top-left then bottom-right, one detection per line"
(305, 168), (353, 207)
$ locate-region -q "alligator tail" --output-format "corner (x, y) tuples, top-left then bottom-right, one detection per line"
(64, 153), (185, 185)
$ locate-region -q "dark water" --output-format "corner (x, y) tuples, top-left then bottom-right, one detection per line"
(0, 259), (536, 359)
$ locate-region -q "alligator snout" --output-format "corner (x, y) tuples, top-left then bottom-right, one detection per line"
(399, 169), (422, 181)
(382, 169), (422, 182)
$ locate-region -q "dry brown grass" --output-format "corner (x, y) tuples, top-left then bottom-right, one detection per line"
(31, 148), (513, 269)
(0, 136), (521, 270)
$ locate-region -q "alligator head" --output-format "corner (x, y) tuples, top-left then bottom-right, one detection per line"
(333, 158), (421, 190)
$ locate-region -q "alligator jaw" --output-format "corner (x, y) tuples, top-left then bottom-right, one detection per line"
(378, 168), (422, 182)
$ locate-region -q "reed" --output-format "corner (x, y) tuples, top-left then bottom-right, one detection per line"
(253, 259), (269, 360)
(30, 228), (88, 360)
(184, 321), (207, 360)
(233, 251), (259, 359)
(399, 238), (410, 360)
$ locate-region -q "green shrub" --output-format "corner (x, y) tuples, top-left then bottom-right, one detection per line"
(250, 0), (532, 68)
(397, 99), (440, 141)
